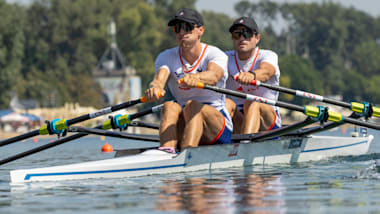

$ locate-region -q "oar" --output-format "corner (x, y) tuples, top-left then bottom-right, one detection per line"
(128, 121), (160, 130)
(0, 94), (160, 147)
(234, 75), (380, 118)
(69, 126), (160, 142)
(231, 117), (316, 142)
(0, 103), (164, 166)
(195, 83), (380, 130)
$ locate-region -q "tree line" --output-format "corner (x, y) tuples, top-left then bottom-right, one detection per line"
(0, 0), (379, 109)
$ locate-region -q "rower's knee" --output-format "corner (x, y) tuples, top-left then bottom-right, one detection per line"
(162, 101), (182, 119)
(184, 100), (202, 113)
(183, 100), (203, 121)
(225, 98), (236, 118)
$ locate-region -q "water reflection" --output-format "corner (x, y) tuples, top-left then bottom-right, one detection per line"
(156, 172), (285, 213)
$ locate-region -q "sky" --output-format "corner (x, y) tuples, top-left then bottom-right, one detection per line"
(7, 0), (380, 18)
(196, 0), (380, 18)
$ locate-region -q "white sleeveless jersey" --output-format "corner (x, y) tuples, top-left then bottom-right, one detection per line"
(155, 43), (228, 110)
(155, 43), (232, 130)
(226, 48), (281, 126)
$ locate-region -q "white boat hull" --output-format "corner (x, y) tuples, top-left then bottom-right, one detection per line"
(10, 135), (374, 183)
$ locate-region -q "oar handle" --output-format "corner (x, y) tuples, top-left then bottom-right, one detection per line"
(178, 78), (206, 89)
(140, 92), (162, 103)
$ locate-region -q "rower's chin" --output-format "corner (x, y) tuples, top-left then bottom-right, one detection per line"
(238, 46), (248, 51)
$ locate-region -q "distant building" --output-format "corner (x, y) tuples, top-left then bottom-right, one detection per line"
(10, 93), (39, 112)
(93, 20), (141, 105)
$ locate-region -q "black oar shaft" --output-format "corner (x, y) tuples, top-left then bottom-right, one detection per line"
(0, 132), (88, 166)
(204, 84), (304, 112)
(0, 130), (40, 147)
(260, 82), (353, 109)
(66, 99), (141, 126)
(344, 117), (378, 130)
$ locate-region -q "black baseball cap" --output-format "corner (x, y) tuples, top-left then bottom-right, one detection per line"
(168, 8), (204, 26)
(229, 17), (259, 33)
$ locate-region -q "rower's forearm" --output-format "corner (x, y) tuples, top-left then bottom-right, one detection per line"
(196, 70), (223, 85)
(255, 68), (272, 82)
(255, 62), (276, 82)
(149, 68), (170, 89)
(149, 80), (165, 90)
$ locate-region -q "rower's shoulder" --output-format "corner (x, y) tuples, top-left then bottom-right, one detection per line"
(224, 50), (235, 58)
(157, 47), (178, 58)
(205, 43), (225, 53)
(259, 49), (278, 58)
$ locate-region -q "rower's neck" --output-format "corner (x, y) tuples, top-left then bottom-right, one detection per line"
(181, 42), (202, 65)
(237, 48), (256, 61)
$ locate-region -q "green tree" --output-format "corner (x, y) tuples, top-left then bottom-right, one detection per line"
(0, 0), (25, 108)
(201, 11), (233, 51)
(279, 55), (323, 105)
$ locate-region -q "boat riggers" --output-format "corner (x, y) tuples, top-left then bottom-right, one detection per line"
(0, 93), (161, 147)
(0, 103), (164, 166)
(195, 82), (380, 130)
(233, 75), (380, 119)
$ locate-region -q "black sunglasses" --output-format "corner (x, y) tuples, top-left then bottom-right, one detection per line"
(231, 29), (255, 40)
(173, 22), (195, 33)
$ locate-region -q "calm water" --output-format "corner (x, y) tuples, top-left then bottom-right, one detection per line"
(1, 128), (380, 213)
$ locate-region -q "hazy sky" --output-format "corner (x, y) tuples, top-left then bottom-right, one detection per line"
(196, 0), (380, 18)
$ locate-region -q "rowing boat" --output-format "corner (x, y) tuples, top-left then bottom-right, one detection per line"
(5, 83), (380, 184)
(10, 133), (373, 183)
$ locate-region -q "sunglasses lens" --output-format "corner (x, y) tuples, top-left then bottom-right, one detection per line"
(232, 32), (241, 39)
(242, 30), (253, 39)
(174, 22), (194, 33)
(174, 24), (180, 33)
(232, 30), (253, 39)
(183, 23), (193, 32)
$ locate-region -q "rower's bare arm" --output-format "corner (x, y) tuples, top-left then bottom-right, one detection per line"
(255, 62), (276, 82)
(179, 62), (224, 87)
(199, 62), (224, 85)
(237, 62), (276, 85)
(144, 68), (169, 102)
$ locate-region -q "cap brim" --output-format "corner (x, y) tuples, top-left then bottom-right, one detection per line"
(168, 16), (198, 26)
(229, 24), (246, 32)
(168, 17), (188, 26)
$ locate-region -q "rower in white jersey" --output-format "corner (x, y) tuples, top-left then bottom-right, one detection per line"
(225, 17), (281, 134)
(144, 8), (232, 153)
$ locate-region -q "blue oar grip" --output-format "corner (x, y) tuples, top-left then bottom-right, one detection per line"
(361, 102), (371, 117)
(49, 118), (66, 135)
(112, 114), (128, 130)
(314, 106), (329, 122)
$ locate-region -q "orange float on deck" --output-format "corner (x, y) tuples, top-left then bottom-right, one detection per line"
(101, 143), (113, 153)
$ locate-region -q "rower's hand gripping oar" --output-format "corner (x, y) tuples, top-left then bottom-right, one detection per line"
(0, 94), (161, 147)
(233, 75), (380, 119)
(0, 103), (164, 166)
(195, 82), (380, 131)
